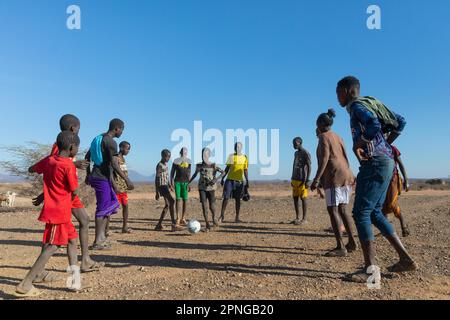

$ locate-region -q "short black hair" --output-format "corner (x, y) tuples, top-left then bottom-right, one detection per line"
(59, 114), (80, 131)
(317, 108), (337, 127)
(56, 131), (80, 151)
(293, 137), (303, 145)
(119, 141), (130, 149)
(161, 149), (171, 158)
(109, 118), (125, 131)
(337, 76), (360, 91)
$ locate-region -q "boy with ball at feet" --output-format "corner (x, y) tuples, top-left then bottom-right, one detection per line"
(155, 149), (184, 232)
(15, 131), (82, 297)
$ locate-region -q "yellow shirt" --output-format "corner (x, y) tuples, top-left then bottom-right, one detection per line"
(226, 154), (248, 181)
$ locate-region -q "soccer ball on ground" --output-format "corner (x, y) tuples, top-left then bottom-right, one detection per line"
(187, 220), (201, 234)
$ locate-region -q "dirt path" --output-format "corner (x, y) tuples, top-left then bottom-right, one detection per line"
(0, 189), (449, 300)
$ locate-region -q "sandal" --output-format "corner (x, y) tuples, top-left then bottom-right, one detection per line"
(81, 261), (105, 273)
(14, 286), (42, 298)
(343, 269), (370, 283)
(89, 242), (112, 251)
(325, 248), (348, 257)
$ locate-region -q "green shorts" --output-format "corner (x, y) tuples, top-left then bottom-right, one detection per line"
(175, 182), (189, 200)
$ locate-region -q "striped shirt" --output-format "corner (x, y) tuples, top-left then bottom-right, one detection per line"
(156, 162), (170, 186)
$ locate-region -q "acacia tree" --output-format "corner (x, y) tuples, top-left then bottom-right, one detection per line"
(0, 142), (94, 206)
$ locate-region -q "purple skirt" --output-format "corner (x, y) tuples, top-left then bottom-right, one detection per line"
(89, 176), (120, 218)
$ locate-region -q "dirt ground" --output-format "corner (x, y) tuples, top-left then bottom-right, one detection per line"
(0, 183), (449, 300)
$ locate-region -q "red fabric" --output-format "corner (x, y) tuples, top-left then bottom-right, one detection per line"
(51, 143), (59, 156)
(50, 143), (84, 209)
(43, 222), (78, 246)
(391, 145), (401, 162)
(116, 193), (129, 206)
(33, 155), (78, 224)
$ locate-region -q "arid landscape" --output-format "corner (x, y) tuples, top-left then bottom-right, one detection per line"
(0, 182), (449, 300)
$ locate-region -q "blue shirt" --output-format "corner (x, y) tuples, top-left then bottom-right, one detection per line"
(349, 102), (406, 159)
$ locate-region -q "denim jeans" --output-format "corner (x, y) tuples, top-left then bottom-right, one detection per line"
(353, 156), (396, 241)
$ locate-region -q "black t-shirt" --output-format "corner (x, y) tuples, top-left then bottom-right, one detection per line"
(91, 134), (118, 181)
(172, 157), (192, 183)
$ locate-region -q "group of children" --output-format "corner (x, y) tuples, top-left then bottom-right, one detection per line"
(14, 75), (417, 296)
(154, 142), (250, 233)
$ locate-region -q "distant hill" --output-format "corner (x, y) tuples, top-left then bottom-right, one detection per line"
(128, 170), (155, 182)
(0, 173), (26, 183)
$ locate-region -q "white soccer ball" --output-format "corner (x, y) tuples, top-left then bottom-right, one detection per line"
(187, 220), (201, 234)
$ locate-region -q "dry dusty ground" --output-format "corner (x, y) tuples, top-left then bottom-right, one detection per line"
(0, 183), (449, 300)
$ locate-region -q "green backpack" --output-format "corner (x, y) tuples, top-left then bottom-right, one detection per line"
(353, 96), (399, 132)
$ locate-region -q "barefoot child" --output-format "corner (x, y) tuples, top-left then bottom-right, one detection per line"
(155, 149), (184, 232)
(382, 145), (410, 237)
(290, 137), (311, 225)
(85, 119), (134, 250)
(113, 141), (133, 234)
(15, 131), (82, 297)
(189, 148), (225, 232)
(171, 147), (192, 227)
(33, 114), (102, 274)
(336, 76), (417, 282)
(310, 109), (357, 257)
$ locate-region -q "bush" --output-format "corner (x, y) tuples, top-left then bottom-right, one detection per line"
(0, 142), (94, 207)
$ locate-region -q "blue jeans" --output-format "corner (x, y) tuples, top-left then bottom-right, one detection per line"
(353, 156), (396, 241)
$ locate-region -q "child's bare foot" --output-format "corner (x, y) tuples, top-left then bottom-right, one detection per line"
(300, 219), (308, 225)
(154, 224), (164, 231)
(290, 219), (300, 225)
(122, 228), (133, 234)
(179, 219), (188, 226)
(235, 218), (244, 223)
(171, 224), (185, 232)
(402, 227), (411, 237)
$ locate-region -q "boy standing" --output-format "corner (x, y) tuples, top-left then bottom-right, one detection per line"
(33, 114), (102, 273)
(382, 145), (410, 237)
(219, 142), (249, 224)
(86, 119), (134, 250)
(290, 137), (311, 225)
(15, 131), (82, 297)
(155, 149), (184, 232)
(170, 147), (192, 227)
(310, 109), (357, 257)
(113, 141), (132, 234)
(336, 76), (416, 282)
(189, 148), (225, 231)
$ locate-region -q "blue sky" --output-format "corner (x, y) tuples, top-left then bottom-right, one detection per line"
(1, 0), (449, 179)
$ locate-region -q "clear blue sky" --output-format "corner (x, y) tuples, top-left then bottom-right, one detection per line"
(1, 0), (449, 179)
